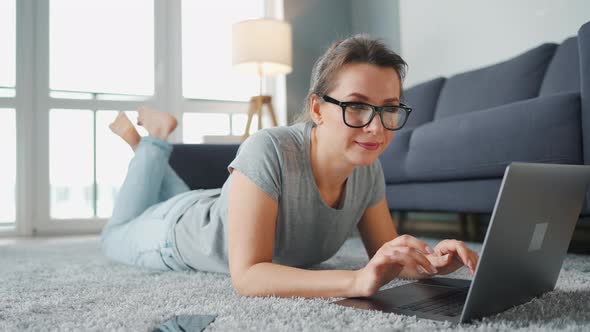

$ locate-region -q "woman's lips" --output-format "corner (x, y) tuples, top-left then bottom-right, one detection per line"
(356, 141), (380, 151)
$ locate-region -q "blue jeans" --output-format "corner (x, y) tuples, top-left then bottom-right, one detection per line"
(100, 136), (193, 271)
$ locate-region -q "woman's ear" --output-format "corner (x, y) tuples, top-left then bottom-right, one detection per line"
(309, 95), (323, 126)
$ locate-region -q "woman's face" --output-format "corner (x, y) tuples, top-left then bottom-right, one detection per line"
(313, 62), (401, 167)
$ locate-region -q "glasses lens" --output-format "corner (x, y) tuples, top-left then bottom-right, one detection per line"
(382, 107), (406, 130)
(344, 103), (374, 127)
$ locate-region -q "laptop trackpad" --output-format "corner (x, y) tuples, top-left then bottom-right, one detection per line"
(333, 278), (470, 313)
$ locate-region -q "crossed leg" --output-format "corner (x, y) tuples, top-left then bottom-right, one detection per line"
(107, 108), (190, 226)
(101, 108), (192, 270)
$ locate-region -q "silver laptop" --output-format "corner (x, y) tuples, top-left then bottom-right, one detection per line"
(333, 162), (590, 324)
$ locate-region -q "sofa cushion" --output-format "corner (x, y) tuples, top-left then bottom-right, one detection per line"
(539, 37), (580, 96)
(434, 43), (558, 120)
(383, 92), (582, 183)
(386, 178), (590, 216)
(386, 178), (502, 213)
(577, 21), (590, 211)
(379, 128), (413, 183)
(170, 144), (239, 190)
(402, 77), (446, 129)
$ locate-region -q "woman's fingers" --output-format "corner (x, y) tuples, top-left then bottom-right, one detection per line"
(388, 246), (438, 274)
(388, 234), (434, 256)
(467, 250), (479, 274)
(455, 243), (472, 268)
(435, 240), (479, 273)
(429, 253), (451, 267)
(436, 240), (468, 264)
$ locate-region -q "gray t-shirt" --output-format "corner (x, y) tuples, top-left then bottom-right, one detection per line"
(172, 121), (385, 274)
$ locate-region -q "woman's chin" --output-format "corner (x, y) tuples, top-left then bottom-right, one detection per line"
(349, 153), (379, 167)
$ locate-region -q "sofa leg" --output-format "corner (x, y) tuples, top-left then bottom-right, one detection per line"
(397, 211), (408, 234)
(460, 214), (482, 241)
(459, 213), (468, 240)
(470, 214), (482, 241)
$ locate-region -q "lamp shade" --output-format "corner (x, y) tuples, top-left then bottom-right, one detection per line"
(232, 19), (292, 76)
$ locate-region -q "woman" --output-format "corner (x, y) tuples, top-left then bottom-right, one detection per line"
(101, 35), (479, 299)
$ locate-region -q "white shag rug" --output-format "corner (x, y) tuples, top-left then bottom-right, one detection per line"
(1, 235), (590, 331)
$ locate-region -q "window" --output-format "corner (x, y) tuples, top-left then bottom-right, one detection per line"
(49, 110), (147, 219)
(0, 109), (16, 223)
(49, 0), (154, 96)
(49, 109), (94, 218)
(181, 0), (264, 101)
(46, 0), (154, 221)
(0, 0), (16, 97)
(182, 113), (231, 144)
(0, 0), (16, 227)
(5, 0), (285, 235)
(182, 112), (268, 143)
(232, 113), (251, 136)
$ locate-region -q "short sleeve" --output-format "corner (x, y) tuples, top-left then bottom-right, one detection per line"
(367, 159), (386, 207)
(227, 131), (282, 201)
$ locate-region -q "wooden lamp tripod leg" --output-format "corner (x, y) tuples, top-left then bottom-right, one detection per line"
(242, 96), (261, 141)
(257, 99), (263, 130)
(265, 97), (278, 127)
(242, 96), (278, 141)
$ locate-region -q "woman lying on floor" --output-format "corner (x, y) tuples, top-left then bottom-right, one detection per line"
(101, 35), (479, 299)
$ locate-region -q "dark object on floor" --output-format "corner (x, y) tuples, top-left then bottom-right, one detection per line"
(152, 314), (217, 332)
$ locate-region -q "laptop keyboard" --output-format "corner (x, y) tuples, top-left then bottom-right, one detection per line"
(398, 290), (468, 317)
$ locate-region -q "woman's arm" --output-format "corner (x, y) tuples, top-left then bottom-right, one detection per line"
(235, 262), (359, 298)
(228, 169), (360, 298)
(356, 198), (399, 259)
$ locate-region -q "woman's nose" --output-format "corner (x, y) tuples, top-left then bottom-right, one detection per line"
(365, 112), (385, 134)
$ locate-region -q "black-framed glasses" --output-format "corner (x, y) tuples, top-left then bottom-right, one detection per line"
(322, 95), (412, 131)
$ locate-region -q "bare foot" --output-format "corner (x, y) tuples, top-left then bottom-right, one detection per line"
(109, 112), (141, 151)
(137, 106), (178, 140)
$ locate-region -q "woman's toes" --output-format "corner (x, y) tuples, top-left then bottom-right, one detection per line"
(109, 111), (141, 149)
(109, 112), (133, 135)
(135, 106), (177, 139)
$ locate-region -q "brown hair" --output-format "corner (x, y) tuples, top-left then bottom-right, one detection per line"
(294, 34), (408, 124)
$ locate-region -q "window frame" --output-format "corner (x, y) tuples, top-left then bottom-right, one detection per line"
(0, 0), (25, 237)
(0, 0), (285, 237)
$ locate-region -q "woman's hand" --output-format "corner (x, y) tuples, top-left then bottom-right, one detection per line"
(428, 239), (480, 276)
(353, 235), (439, 297)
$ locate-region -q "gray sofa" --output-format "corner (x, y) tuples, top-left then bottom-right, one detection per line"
(379, 21), (590, 229)
(169, 21), (590, 234)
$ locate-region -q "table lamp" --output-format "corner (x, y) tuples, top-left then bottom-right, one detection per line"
(232, 18), (292, 140)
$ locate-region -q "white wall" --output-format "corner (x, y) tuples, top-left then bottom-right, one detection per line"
(284, 0), (405, 123)
(351, 0), (401, 52)
(399, 0), (590, 87)
(284, 0), (352, 123)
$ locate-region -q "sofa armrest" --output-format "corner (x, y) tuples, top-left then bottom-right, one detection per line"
(169, 144), (240, 190)
(578, 21), (590, 212)
(579, 21), (590, 164)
